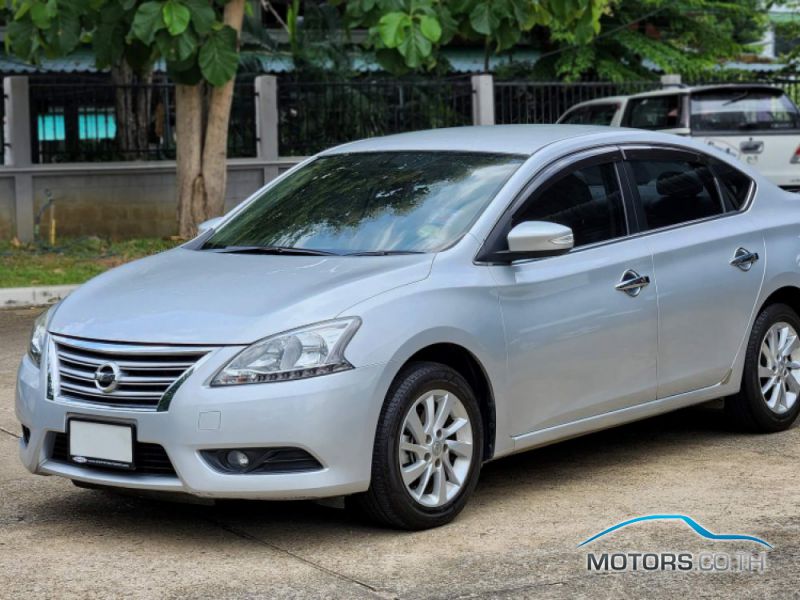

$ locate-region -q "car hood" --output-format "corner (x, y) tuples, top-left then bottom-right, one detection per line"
(49, 247), (434, 345)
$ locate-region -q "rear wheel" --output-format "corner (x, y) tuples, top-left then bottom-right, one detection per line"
(349, 362), (483, 530)
(726, 303), (800, 432)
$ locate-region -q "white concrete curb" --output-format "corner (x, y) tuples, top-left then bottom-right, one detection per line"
(0, 285), (79, 309)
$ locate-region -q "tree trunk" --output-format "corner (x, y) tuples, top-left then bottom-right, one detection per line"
(174, 0), (247, 238)
(176, 83), (206, 237)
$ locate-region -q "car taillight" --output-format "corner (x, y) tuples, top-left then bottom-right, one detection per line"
(792, 145), (800, 164)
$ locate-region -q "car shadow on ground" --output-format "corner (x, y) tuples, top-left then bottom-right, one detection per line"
(25, 400), (776, 544)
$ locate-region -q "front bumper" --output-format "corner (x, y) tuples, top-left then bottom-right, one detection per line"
(15, 346), (390, 500)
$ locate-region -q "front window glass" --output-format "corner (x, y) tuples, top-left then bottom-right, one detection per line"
(514, 162), (627, 247)
(629, 159), (723, 230)
(203, 152), (524, 254)
(626, 95), (683, 129)
(690, 89), (800, 132)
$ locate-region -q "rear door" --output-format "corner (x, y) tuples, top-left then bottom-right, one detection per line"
(622, 147), (765, 398)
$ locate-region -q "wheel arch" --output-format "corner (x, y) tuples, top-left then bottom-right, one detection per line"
(393, 343), (497, 462)
(758, 286), (800, 317)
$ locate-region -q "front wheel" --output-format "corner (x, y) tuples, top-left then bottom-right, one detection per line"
(726, 303), (800, 432)
(349, 362), (484, 530)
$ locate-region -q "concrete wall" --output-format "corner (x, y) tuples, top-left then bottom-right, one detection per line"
(0, 178), (15, 240)
(0, 159), (300, 240)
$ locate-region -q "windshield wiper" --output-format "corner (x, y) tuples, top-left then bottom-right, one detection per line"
(211, 245), (340, 256)
(345, 250), (426, 256)
(722, 91), (752, 106)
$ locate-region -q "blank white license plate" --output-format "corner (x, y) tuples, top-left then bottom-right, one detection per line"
(69, 420), (134, 469)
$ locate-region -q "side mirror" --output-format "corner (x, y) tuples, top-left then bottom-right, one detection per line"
(197, 216), (224, 236)
(503, 221), (574, 260)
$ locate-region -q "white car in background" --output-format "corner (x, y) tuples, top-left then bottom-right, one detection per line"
(556, 96), (629, 126)
(559, 84), (800, 191)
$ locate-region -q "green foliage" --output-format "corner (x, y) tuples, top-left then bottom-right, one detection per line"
(3, 0), (241, 87)
(333, 0), (608, 73)
(546, 0), (774, 82)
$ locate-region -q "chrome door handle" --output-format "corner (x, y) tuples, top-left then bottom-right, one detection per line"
(615, 269), (651, 297)
(730, 247), (759, 271)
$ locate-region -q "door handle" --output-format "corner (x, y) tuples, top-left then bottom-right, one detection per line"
(730, 247), (759, 271)
(615, 269), (651, 297)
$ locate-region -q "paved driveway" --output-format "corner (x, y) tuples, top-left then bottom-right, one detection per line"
(1, 308), (798, 599)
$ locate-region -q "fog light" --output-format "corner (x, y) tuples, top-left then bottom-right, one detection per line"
(226, 450), (250, 470)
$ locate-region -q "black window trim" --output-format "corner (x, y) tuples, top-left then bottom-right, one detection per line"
(475, 147), (637, 264)
(617, 145), (757, 239)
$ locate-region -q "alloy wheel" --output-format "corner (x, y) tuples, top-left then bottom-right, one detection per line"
(759, 321), (800, 415)
(398, 389), (474, 508)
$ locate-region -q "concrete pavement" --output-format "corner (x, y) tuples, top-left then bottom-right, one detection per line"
(1, 308), (798, 599)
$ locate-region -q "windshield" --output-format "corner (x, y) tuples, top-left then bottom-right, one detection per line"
(690, 89), (800, 132)
(202, 152), (524, 255)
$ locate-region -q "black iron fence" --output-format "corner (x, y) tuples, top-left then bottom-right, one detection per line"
(1, 76), (4, 165)
(494, 80), (659, 125)
(277, 77), (474, 156)
(28, 79), (257, 163)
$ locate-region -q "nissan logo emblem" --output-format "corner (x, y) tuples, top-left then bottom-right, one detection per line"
(94, 362), (121, 393)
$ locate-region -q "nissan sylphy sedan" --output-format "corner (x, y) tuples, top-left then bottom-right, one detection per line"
(16, 126), (800, 529)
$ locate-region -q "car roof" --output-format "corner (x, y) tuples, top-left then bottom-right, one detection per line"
(628, 83), (786, 99)
(321, 125), (643, 157)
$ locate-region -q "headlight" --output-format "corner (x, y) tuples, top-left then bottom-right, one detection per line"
(28, 307), (53, 367)
(212, 318), (361, 385)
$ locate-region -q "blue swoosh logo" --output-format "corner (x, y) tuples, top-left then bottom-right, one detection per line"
(578, 514), (772, 549)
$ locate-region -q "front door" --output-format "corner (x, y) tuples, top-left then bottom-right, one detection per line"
(490, 157), (659, 435)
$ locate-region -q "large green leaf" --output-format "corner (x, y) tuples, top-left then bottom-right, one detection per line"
(398, 26), (431, 68)
(162, 0), (191, 35)
(30, 2), (53, 29)
(198, 25), (238, 86)
(182, 0), (216, 35)
(156, 27), (197, 62)
(6, 19), (37, 59)
(132, 1), (165, 45)
(377, 11), (410, 47)
(419, 14), (441, 42)
(469, 2), (494, 35)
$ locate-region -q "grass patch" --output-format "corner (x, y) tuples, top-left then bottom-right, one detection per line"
(0, 237), (181, 288)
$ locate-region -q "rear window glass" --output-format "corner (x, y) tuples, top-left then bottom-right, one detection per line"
(710, 159), (753, 211)
(625, 95), (683, 129)
(560, 103), (619, 125)
(690, 90), (800, 132)
(629, 159), (723, 230)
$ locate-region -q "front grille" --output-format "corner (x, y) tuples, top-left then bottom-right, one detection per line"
(51, 432), (177, 476)
(53, 336), (210, 410)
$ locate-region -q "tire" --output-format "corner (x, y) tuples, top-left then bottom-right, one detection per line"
(349, 361), (484, 530)
(726, 303), (800, 432)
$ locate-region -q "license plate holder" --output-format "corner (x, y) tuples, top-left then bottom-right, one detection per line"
(68, 419), (135, 470)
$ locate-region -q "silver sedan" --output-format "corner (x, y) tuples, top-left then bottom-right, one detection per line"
(16, 125), (800, 529)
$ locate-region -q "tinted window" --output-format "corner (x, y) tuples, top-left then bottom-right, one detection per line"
(626, 95), (683, 129)
(691, 89), (800, 132)
(710, 159), (753, 211)
(560, 103), (619, 125)
(203, 152), (524, 254)
(514, 163), (626, 247)
(629, 160), (723, 230)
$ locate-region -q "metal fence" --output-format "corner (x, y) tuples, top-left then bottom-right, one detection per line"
(494, 80), (659, 125)
(28, 79), (257, 163)
(277, 77), (474, 156)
